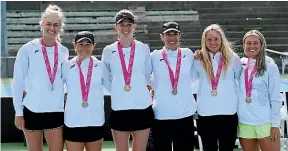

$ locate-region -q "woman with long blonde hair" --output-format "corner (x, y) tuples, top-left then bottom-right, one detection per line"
(192, 24), (242, 151)
(238, 30), (281, 151)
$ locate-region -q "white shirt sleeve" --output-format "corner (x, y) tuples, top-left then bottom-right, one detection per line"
(268, 63), (281, 127)
(102, 62), (112, 92)
(101, 45), (111, 73)
(190, 61), (199, 83)
(12, 44), (29, 116)
(144, 44), (152, 84)
(232, 54), (243, 82)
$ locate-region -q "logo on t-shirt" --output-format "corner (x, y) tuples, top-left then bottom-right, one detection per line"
(70, 64), (75, 69)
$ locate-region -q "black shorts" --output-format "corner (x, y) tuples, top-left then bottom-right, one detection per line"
(110, 105), (154, 131)
(23, 106), (64, 131)
(64, 125), (105, 142)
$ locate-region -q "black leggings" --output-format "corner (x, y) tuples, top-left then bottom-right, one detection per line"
(152, 115), (195, 151)
(197, 113), (238, 151)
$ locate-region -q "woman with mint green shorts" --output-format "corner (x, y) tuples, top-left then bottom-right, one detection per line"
(238, 30), (281, 151)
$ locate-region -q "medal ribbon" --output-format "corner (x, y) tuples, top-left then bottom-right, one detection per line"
(211, 55), (223, 91)
(40, 38), (58, 89)
(117, 41), (136, 86)
(245, 58), (258, 98)
(76, 57), (93, 102)
(162, 47), (182, 91)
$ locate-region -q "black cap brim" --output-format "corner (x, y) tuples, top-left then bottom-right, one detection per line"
(163, 28), (181, 34)
(116, 17), (134, 24)
(76, 37), (93, 43)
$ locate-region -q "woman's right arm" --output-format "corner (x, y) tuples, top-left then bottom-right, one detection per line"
(101, 46), (112, 92)
(13, 44), (29, 116)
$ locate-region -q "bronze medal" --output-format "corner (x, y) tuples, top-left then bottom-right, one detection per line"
(172, 88), (177, 95)
(82, 101), (88, 108)
(211, 89), (218, 96)
(124, 85), (131, 92)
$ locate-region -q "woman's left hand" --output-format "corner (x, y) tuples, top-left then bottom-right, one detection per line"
(194, 49), (202, 60)
(270, 127), (280, 142)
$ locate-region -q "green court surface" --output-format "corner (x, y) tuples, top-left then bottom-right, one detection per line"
(1, 141), (123, 151)
(1, 141), (243, 151)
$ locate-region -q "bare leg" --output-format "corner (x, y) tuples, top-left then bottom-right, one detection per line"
(131, 128), (150, 151)
(259, 136), (280, 151)
(239, 138), (260, 151)
(112, 129), (131, 151)
(85, 138), (103, 151)
(24, 130), (43, 151)
(65, 141), (85, 151)
(44, 127), (64, 151)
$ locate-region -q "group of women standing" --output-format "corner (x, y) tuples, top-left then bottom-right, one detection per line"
(12, 3), (281, 151)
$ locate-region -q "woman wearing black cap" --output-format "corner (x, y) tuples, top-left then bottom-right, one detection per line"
(101, 9), (154, 151)
(150, 21), (197, 151)
(63, 31), (111, 151)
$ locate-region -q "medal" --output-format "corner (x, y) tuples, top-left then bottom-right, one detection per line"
(124, 85), (131, 91)
(76, 57), (93, 108)
(172, 88), (177, 95)
(40, 38), (58, 91)
(244, 58), (257, 104)
(246, 97), (252, 103)
(82, 101), (89, 108)
(118, 41), (135, 92)
(211, 89), (218, 96)
(162, 47), (182, 96)
(210, 55), (223, 97)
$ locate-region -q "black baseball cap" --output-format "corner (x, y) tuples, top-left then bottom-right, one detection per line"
(115, 10), (135, 24)
(161, 21), (181, 33)
(74, 31), (95, 43)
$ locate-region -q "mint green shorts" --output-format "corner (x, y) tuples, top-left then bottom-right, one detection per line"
(238, 123), (271, 139)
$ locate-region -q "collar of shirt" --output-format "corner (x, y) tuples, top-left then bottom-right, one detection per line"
(209, 51), (222, 59)
(246, 58), (257, 69)
(165, 48), (179, 56)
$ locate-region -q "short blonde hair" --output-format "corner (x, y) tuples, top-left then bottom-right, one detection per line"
(200, 24), (234, 82)
(243, 30), (267, 76)
(39, 4), (66, 42)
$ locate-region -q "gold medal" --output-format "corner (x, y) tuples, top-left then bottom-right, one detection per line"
(172, 88), (177, 95)
(211, 90), (218, 96)
(246, 97), (252, 103)
(124, 85), (131, 92)
(82, 101), (88, 108)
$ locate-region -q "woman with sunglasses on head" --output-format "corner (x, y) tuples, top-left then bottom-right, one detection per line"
(62, 31), (111, 151)
(150, 21), (197, 151)
(101, 9), (154, 151)
(192, 24), (242, 151)
(238, 30), (281, 151)
(12, 4), (69, 151)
